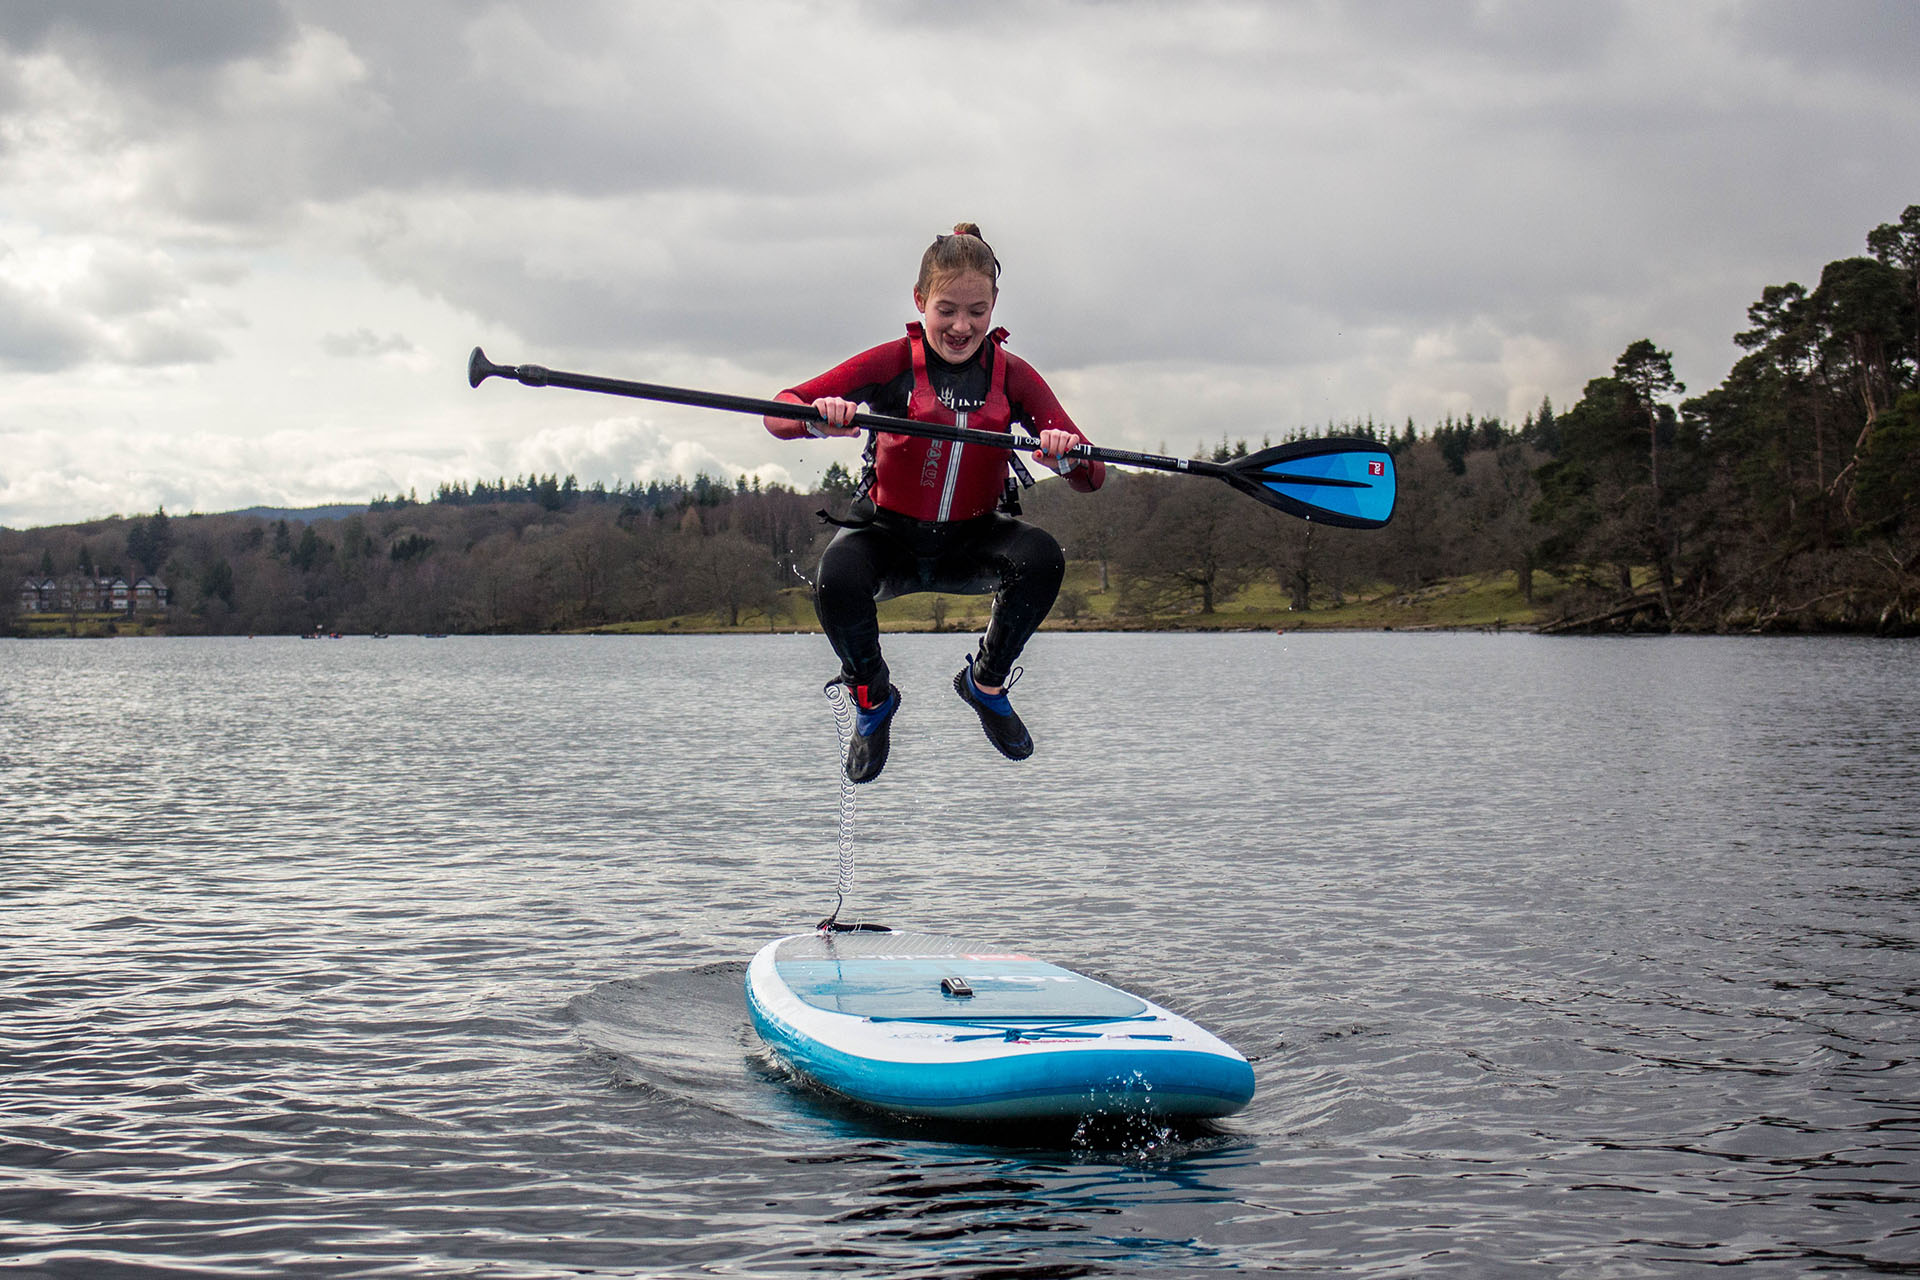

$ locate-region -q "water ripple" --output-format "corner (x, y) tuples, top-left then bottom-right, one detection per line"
(3, 633), (1916, 1276)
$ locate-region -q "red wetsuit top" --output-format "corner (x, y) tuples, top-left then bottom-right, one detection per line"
(776, 324), (1105, 522)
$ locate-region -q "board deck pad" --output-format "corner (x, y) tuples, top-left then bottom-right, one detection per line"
(774, 931), (1147, 1020)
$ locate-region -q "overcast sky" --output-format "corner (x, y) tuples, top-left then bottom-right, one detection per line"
(2, 0), (1914, 529)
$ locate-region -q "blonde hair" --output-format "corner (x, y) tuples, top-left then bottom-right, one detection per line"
(916, 222), (1001, 296)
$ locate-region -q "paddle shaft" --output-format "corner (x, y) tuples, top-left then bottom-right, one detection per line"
(469, 348), (1344, 487)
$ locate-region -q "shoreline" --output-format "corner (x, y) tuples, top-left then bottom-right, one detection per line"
(13, 569), (1914, 640)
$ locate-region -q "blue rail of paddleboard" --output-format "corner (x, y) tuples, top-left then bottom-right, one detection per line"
(746, 982), (1255, 1116)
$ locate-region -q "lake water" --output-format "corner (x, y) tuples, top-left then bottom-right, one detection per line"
(2, 631), (1916, 1277)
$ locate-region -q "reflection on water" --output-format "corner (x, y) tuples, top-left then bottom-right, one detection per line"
(2, 632), (1916, 1276)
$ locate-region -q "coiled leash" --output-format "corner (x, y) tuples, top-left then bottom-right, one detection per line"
(816, 681), (885, 933)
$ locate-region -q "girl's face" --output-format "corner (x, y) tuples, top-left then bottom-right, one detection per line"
(914, 271), (997, 364)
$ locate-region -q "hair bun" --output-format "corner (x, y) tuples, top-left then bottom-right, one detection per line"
(951, 222), (984, 239)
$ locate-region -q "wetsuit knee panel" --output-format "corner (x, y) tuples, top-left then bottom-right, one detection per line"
(1006, 524), (1065, 586)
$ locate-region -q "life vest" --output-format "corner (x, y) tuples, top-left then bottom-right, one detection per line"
(865, 322), (1016, 523)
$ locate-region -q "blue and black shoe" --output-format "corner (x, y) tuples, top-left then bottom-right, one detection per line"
(953, 661), (1033, 761)
(845, 681), (899, 784)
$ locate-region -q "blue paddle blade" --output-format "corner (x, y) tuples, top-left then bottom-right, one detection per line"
(1226, 439), (1397, 528)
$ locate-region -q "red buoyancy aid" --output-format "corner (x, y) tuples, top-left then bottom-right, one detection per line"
(866, 322), (1015, 522)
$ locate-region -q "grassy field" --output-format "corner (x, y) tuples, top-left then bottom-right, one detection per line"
(12, 569), (1571, 638)
(13, 612), (171, 638)
(589, 564), (1573, 636)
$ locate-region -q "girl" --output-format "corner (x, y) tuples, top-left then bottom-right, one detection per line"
(765, 223), (1105, 784)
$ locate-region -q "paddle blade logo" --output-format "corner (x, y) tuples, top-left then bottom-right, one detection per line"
(1368, 460), (1385, 476)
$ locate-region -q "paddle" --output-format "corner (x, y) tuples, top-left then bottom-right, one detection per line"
(467, 347), (1397, 528)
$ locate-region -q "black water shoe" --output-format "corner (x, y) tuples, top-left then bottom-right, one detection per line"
(845, 681), (899, 784)
(953, 663), (1033, 761)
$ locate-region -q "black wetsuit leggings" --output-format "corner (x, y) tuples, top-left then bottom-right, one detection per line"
(815, 510), (1066, 691)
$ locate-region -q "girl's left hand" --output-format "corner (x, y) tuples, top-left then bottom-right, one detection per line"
(1033, 428), (1084, 473)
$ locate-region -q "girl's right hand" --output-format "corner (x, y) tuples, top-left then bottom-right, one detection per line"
(810, 397), (862, 435)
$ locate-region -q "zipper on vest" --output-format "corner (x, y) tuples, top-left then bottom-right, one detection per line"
(938, 410), (966, 521)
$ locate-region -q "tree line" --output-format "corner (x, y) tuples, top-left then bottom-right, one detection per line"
(4, 207), (1915, 637)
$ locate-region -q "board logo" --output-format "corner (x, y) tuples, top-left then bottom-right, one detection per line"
(1368, 460), (1386, 476)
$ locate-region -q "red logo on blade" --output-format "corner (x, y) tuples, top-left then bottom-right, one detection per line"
(1368, 460), (1385, 476)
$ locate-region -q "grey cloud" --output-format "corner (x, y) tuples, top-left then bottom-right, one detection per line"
(0, 278), (95, 372)
(1732, 0), (1919, 83)
(0, 0), (295, 78)
(1, 2), (914, 232)
(365, 5), (920, 196)
(370, 4), (1909, 387)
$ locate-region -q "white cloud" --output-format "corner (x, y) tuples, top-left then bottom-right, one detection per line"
(502, 413), (796, 491)
(319, 328), (425, 368)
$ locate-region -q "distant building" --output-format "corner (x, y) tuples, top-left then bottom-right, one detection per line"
(17, 576), (56, 613)
(16, 575), (168, 614)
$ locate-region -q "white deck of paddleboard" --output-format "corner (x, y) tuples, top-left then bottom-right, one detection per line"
(745, 930), (1255, 1121)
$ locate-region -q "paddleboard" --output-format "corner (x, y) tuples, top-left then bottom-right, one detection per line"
(744, 929), (1255, 1122)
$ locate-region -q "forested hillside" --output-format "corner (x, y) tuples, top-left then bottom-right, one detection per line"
(5, 208), (1916, 637)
